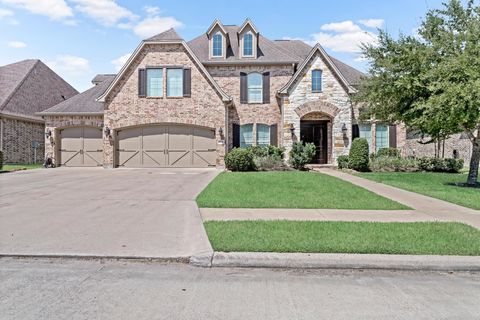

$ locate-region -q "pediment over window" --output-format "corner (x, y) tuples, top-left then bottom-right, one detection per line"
(206, 19), (228, 59)
(238, 19), (259, 59)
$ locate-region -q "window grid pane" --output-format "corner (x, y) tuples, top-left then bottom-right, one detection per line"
(375, 124), (389, 152)
(240, 124), (253, 148)
(312, 70), (322, 92)
(256, 124), (270, 146)
(359, 124), (372, 153)
(247, 73), (263, 103)
(212, 34), (222, 57)
(147, 69), (163, 97)
(243, 34), (253, 56)
(167, 69), (183, 97)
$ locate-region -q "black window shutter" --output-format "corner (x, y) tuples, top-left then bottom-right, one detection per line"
(183, 68), (191, 97)
(352, 124), (360, 139)
(240, 72), (247, 104)
(232, 123), (240, 148)
(138, 68), (146, 97)
(270, 124), (278, 146)
(262, 72), (270, 104)
(389, 125), (397, 148)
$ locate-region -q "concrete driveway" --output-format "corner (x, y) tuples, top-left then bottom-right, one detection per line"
(0, 167), (219, 259)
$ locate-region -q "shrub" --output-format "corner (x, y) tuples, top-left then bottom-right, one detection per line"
(337, 155), (350, 169)
(224, 148), (255, 171)
(254, 155), (286, 171)
(248, 145), (285, 159)
(376, 147), (401, 158)
(369, 156), (419, 172)
(289, 142), (316, 170)
(0, 150), (3, 171)
(348, 138), (370, 171)
(417, 157), (464, 173)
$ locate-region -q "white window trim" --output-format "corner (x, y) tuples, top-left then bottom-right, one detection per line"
(312, 69), (322, 93)
(166, 68), (183, 98)
(241, 31), (255, 58)
(146, 68), (164, 98)
(211, 32), (223, 58)
(256, 123), (270, 146)
(247, 72), (263, 104)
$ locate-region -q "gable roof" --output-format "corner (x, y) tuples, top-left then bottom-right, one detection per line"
(238, 18), (259, 35)
(98, 28), (231, 103)
(39, 74), (115, 115)
(278, 43), (363, 95)
(206, 18), (227, 36)
(0, 59), (78, 120)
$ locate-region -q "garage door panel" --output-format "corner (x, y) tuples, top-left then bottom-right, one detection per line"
(193, 150), (216, 167)
(60, 127), (102, 167)
(168, 126), (191, 150)
(168, 151), (191, 167)
(142, 126), (166, 149)
(143, 151), (165, 167)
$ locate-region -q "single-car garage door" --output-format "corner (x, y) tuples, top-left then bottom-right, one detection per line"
(117, 125), (216, 168)
(58, 127), (103, 167)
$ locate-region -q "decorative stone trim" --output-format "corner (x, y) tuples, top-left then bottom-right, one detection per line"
(294, 100), (340, 119)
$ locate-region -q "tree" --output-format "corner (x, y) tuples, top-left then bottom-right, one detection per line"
(356, 0), (480, 186)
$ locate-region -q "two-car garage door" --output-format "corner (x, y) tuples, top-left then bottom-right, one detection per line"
(117, 125), (217, 168)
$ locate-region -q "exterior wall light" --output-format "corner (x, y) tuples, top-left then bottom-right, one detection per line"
(341, 123), (348, 133)
(218, 127), (223, 136)
(104, 126), (111, 138)
(290, 125), (295, 135)
(45, 129), (52, 139)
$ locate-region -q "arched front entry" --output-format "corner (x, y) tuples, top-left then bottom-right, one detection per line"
(300, 112), (332, 164)
(115, 123), (217, 168)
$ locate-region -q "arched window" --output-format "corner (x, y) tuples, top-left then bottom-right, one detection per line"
(243, 33), (253, 56)
(212, 33), (223, 57)
(247, 73), (262, 103)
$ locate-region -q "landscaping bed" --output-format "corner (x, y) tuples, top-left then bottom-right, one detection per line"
(196, 171), (408, 209)
(204, 221), (480, 255)
(358, 172), (480, 210)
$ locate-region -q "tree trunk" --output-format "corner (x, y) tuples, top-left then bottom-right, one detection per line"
(467, 138), (480, 186)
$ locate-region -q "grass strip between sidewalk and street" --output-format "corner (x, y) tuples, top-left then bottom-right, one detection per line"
(197, 172), (408, 210)
(204, 221), (480, 256)
(357, 172), (480, 210)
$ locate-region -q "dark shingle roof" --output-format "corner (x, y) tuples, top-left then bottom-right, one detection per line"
(92, 74), (116, 85)
(146, 28), (183, 42)
(39, 74), (115, 115)
(0, 60), (77, 119)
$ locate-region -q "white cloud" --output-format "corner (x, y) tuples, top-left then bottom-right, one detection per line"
(144, 5), (160, 16)
(70, 0), (137, 26)
(0, 0), (73, 20)
(47, 55), (90, 76)
(111, 53), (131, 71)
(133, 15), (182, 38)
(358, 19), (385, 29)
(0, 7), (13, 17)
(311, 20), (378, 53)
(7, 40), (26, 48)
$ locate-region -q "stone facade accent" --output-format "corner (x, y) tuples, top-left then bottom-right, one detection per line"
(44, 115), (104, 165)
(104, 43), (227, 167)
(283, 53), (353, 163)
(1, 117), (45, 164)
(207, 65), (293, 149)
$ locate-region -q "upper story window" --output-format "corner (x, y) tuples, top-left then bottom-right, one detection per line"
(212, 33), (223, 57)
(147, 68), (163, 97)
(247, 73), (263, 103)
(167, 68), (183, 97)
(243, 33), (253, 56)
(312, 70), (322, 92)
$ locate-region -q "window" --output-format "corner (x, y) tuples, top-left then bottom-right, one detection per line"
(312, 70), (322, 92)
(243, 33), (253, 56)
(256, 124), (270, 146)
(359, 124), (372, 153)
(147, 68), (163, 97)
(240, 124), (253, 148)
(167, 69), (183, 97)
(375, 124), (389, 152)
(212, 33), (223, 57)
(247, 73), (263, 103)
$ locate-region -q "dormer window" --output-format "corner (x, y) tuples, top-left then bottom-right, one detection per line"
(243, 33), (253, 57)
(212, 33), (223, 57)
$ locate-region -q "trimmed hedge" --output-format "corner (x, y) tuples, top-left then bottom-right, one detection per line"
(337, 155), (350, 169)
(247, 145), (285, 159)
(349, 138), (370, 171)
(225, 148), (255, 171)
(417, 157), (464, 173)
(376, 148), (401, 158)
(289, 142), (316, 170)
(369, 156), (419, 172)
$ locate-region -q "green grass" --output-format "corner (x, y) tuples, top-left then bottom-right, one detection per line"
(204, 221), (480, 255)
(196, 171), (408, 209)
(1, 163), (43, 172)
(358, 172), (480, 210)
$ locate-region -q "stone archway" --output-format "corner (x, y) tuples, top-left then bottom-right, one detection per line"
(294, 100), (340, 119)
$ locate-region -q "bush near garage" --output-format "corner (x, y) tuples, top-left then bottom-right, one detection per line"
(289, 142), (316, 170)
(348, 138), (370, 172)
(224, 148), (256, 171)
(417, 157), (464, 173)
(337, 155), (350, 169)
(247, 145), (285, 159)
(369, 156), (420, 172)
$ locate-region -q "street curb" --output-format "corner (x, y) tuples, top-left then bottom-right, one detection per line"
(210, 252), (480, 271)
(0, 254), (190, 264)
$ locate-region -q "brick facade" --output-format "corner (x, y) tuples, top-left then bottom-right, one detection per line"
(1, 117), (45, 164)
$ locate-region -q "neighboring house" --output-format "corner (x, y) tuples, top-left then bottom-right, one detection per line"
(38, 19), (408, 168)
(0, 60), (78, 164)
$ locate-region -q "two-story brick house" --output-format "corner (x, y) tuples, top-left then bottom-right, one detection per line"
(41, 19), (401, 168)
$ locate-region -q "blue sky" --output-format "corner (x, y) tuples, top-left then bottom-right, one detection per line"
(0, 0), (446, 91)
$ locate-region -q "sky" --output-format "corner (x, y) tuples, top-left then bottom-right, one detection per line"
(0, 0), (447, 92)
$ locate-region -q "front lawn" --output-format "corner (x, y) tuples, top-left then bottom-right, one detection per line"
(1, 163), (43, 172)
(196, 171), (408, 209)
(204, 221), (480, 255)
(357, 172), (480, 210)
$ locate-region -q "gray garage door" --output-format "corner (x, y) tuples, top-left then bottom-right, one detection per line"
(58, 127), (103, 167)
(117, 125), (217, 168)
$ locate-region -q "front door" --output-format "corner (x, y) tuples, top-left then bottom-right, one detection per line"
(300, 121), (328, 164)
